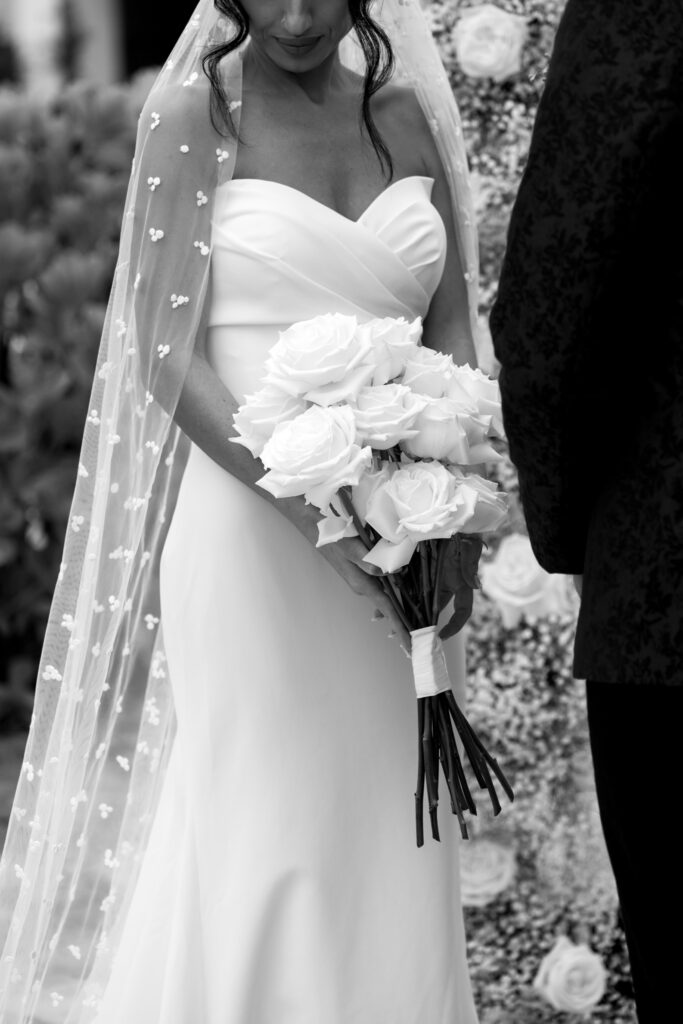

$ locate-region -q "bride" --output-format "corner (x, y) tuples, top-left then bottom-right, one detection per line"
(0, 2), (484, 1021)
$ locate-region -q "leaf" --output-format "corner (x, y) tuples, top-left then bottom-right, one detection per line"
(460, 534), (484, 590)
(435, 537), (462, 615)
(439, 583), (474, 641)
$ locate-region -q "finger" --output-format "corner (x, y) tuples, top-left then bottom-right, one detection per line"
(375, 598), (411, 651)
(354, 558), (383, 576)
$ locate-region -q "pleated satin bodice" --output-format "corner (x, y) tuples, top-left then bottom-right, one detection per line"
(206, 175), (447, 401)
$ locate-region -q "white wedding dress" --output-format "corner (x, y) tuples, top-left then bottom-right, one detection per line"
(94, 175), (478, 1024)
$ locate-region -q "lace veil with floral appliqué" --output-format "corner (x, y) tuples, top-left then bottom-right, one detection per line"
(0, 2), (480, 1020)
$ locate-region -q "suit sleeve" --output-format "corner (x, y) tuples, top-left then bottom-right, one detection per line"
(489, 0), (683, 574)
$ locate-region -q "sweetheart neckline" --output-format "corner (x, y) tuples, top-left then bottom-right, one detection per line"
(219, 174), (436, 225)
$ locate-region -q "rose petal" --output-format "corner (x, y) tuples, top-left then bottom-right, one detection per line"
(304, 445), (373, 511)
(305, 362), (375, 406)
(316, 511), (358, 547)
(363, 536), (417, 573)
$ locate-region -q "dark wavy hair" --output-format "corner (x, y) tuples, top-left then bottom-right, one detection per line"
(202, 1), (395, 177)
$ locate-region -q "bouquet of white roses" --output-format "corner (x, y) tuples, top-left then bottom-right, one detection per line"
(232, 313), (513, 845)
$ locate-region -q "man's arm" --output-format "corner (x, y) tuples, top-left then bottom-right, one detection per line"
(490, 0), (683, 574)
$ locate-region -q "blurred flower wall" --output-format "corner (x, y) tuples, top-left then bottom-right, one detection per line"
(428, 3), (635, 1020)
(0, 2), (637, 1019)
(427, 0), (567, 315)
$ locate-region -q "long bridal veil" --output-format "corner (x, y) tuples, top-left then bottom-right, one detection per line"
(0, 2), (480, 1020)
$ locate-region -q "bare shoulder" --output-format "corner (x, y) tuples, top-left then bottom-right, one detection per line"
(372, 80), (442, 177)
(140, 75), (213, 133)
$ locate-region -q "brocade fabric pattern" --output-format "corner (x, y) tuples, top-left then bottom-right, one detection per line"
(490, 0), (683, 684)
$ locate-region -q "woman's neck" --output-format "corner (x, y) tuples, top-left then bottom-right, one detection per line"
(243, 39), (348, 106)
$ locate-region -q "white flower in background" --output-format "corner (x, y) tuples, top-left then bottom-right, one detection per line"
(400, 397), (500, 465)
(356, 316), (423, 385)
(258, 405), (371, 511)
(447, 364), (505, 438)
(480, 533), (573, 628)
(265, 314), (374, 405)
(351, 384), (427, 450)
(231, 384), (308, 457)
(534, 936), (607, 1014)
(460, 837), (516, 907)
(453, 3), (528, 83)
(469, 172), (500, 221)
(400, 346), (455, 398)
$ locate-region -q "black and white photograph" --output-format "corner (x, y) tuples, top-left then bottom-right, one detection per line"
(0, 1), (681, 1022)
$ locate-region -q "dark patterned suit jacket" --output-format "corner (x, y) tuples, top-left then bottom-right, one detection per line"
(490, 0), (683, 684)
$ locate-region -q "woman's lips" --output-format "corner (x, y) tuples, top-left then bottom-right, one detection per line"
(276, 37), (321, 56)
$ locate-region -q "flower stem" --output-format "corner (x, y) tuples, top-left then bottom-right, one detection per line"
(415, 699), (426, 848)
(422, 698), (441, 842)
(431, 539), (450, 625)
(395, 571), (423, 626)
(419, 543), (432, 627)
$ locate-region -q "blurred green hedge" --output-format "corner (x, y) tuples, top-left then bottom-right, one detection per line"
(0, 80), (150, 728)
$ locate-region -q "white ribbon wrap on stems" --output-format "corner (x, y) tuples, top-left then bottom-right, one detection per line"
(410, 625), (452, 699)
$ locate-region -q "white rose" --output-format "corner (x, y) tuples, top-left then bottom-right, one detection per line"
(480, 533), (573, 628)
(357, 316), (423, 386)
(363, 462), (479, 572)
(459, 838), (516, 907)
(351, 462), (397, 523)
(258, 405), (372, 511)
(351, 384), (427, 450)
(453, 3), (528, 83)
(452, 472), (508, 535)
(447, 364), (505, 438)
(400, 346), (455, 398)
(231, 384), (309, 457)
(265, 313), (374, 405)
(400, 397), (500, 464)
(534, 936), (607, 1014)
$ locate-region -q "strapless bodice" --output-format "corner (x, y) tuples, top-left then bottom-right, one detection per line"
(206, 175), (447, 402)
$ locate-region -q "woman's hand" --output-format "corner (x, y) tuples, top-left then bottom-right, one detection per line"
(319, 535), (412, 652)
(172, 357), (410, 647)
(280, 495), (411, 651)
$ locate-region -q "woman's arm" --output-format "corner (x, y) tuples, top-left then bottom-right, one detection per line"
(396, 92), (477, 367)
(421, 166), (477, 368)
(174, 347), (411, 647)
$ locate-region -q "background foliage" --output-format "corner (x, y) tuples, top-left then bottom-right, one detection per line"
(0, 80), (142, 727)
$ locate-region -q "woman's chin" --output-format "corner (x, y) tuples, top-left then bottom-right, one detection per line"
(267, 37), (333, 71)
